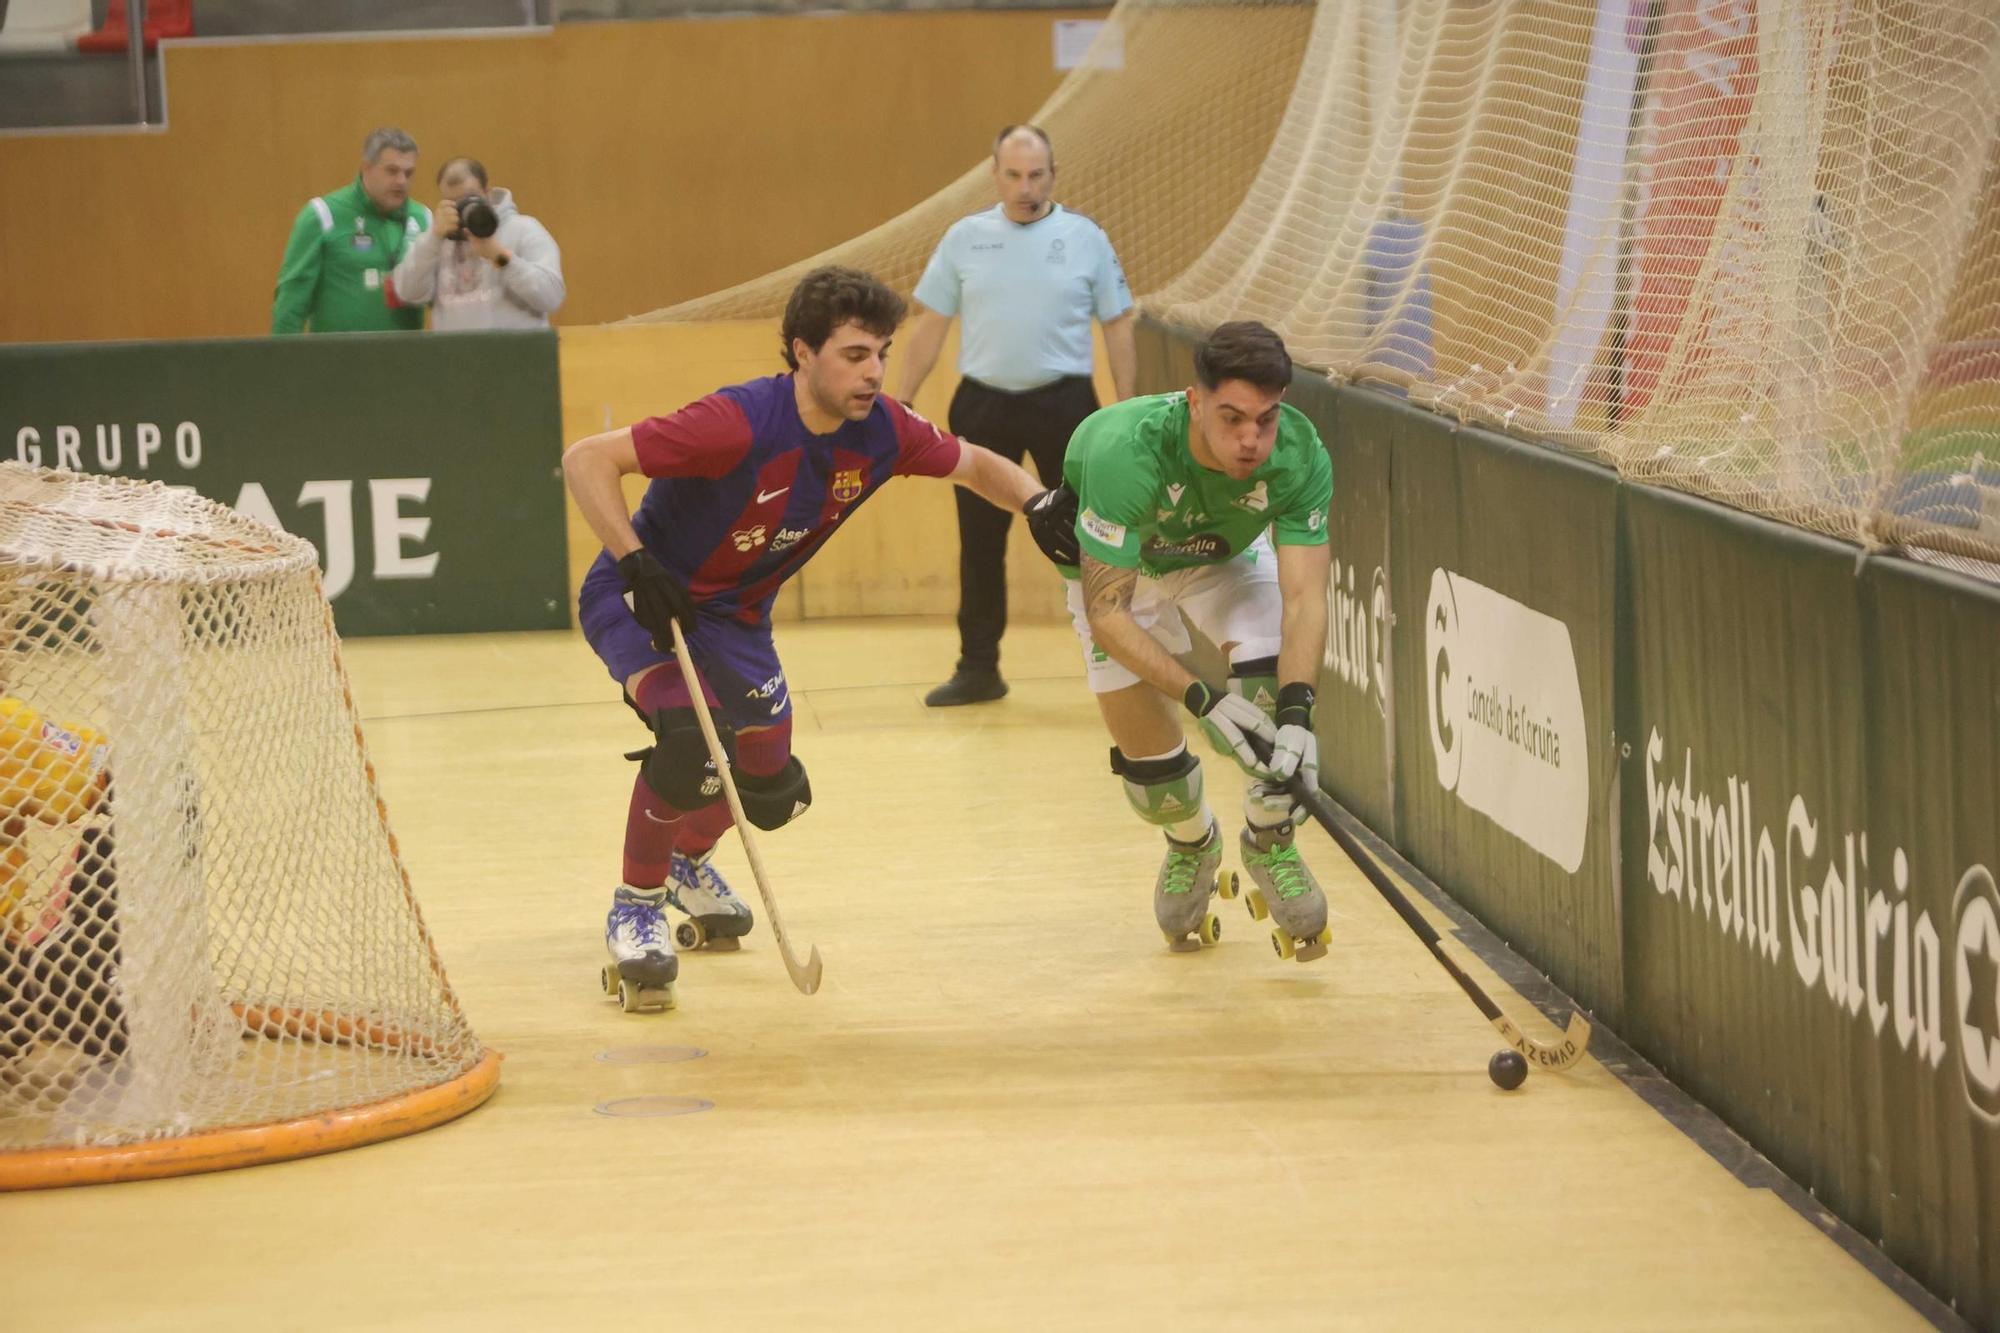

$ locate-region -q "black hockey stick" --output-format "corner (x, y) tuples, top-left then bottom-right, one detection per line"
(1250, 734), (1590, 1072)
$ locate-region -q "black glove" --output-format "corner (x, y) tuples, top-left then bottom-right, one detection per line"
(1268, 682), (1318, 790)
(1024, 485), (1081, 566)
(617, 549), (697, 651)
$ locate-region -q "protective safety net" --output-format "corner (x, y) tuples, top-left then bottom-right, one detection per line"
(0, 465), (493, 1186)
(638, 0), (2000, 573)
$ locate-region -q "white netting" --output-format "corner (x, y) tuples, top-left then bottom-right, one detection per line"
(631, 0), (1314, 320)
(0, 465), (487, 1167)
(639, 0), (2000, 572)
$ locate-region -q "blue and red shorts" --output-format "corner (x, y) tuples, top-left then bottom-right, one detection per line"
(578, 556), (790, 730)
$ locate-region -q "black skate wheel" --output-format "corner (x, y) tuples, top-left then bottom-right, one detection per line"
(675, 920), (703, 951)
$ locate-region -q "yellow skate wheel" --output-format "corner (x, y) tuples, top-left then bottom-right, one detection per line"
(1246, 888), (1269, 922)
(1199, 913), (1222, 946)
(599, 965), (619, 998)
(1216, 871), (1239, 901)
(675, 920), (704, 951)
(1271, 928), (1295, 960)
(1316, 925), (1333, 947)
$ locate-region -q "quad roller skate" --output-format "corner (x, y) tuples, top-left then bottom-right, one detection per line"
(1231, 821), (1331, 962)
(601, 885), (677, 1012)
(665, 848), (755, 952)
(1154, 821), (1230, 951)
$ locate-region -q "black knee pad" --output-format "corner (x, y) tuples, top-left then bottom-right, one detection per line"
(629, 708), (735, 810)
(736, 755), (811, 830)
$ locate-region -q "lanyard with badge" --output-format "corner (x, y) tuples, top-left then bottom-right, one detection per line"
(354, 213), (411, 291)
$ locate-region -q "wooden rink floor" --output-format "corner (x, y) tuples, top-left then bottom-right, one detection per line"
(4, 621), (1937, 1330)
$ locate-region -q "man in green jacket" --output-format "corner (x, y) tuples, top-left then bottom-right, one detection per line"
(271, 128), (433, 334)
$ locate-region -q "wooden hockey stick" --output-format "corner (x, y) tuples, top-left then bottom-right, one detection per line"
(1288, 775), (1589, 1070)
(1245, 726), (1589, 1071)
(670, 621), (823, 996)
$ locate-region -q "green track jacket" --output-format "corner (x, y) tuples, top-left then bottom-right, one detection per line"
(271, 178), (432, 334)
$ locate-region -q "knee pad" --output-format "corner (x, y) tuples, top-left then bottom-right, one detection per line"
(1228, 655), (1280, 722)
(1109, 746), (1205, 829)
(736, 755), (811, 831)
(629, 708), (735, 811)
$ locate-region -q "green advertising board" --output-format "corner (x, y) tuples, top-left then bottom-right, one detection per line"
(1390, 410), (1622, 1014)
(1859, 554), (2000, 1319)
(0, 332), (569, 637)
(1618, 484), (1874, 1190)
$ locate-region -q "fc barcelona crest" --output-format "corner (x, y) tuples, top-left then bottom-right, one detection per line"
(832, 468), (865, 503)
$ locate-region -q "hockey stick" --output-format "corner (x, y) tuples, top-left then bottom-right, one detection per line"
(1252, 737), (1589, 1071)
(670, 621), (823, 996)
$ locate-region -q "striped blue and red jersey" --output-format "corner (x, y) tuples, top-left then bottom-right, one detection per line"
(618, 373), (963, 622)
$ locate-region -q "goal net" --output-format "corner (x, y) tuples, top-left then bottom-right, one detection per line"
(636, 0), (2000, 573)
(0, 465), (495, 1188)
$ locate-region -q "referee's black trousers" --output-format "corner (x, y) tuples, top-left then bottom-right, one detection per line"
(945, 374), (1100, 674)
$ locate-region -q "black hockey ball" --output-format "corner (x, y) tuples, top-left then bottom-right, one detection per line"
(1488, 1049), (1528, 1091)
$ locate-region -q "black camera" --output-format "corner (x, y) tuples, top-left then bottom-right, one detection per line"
(450, 194), (499, 241)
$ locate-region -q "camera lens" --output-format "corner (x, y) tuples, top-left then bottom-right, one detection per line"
(461, 195), (499, 239)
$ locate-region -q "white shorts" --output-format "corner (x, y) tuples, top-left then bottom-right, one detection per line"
(1064, 534), (1283, 694)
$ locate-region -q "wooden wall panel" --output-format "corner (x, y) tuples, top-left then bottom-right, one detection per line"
(0, 11), (1098, 344)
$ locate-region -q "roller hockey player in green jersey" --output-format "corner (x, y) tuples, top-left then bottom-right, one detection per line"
(1024, 321), (1335, 961)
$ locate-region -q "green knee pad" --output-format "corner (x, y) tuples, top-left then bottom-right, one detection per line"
(1109, 746), (1206, 829)
(1229, 671), (1280, 721)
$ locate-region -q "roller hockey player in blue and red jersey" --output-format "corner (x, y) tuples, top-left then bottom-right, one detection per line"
(563, 266), (1050, 1012)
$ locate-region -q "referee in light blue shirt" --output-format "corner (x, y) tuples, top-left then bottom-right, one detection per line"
(898, 123), (1137, 707)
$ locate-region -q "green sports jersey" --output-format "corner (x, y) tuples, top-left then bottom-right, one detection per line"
(1061, 392), (1332, 574)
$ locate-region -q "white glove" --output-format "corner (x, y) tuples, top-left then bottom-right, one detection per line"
(1183, 680), (1277, 776)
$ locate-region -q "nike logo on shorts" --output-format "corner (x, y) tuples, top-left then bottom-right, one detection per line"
(757, 487), (790, 503)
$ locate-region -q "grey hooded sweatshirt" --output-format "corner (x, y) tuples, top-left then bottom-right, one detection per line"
(392, 188), (565, 330)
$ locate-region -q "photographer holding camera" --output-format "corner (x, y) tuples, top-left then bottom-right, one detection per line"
(393, 156), (566, 331)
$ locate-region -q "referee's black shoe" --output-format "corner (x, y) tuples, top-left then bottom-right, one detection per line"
(924, 667), (1008, 707)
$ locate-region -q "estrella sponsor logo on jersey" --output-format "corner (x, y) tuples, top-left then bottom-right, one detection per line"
(832, 468), (865, 503)
(1141, 532), (1230, 563)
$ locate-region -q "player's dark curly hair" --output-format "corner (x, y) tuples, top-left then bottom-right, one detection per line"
(780, 266), (907, 370)
(1194, 321), (1293, 394)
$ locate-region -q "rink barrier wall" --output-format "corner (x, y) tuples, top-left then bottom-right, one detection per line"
(1136, 316), (2000, 1325)
(0, 332), (569, 637)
